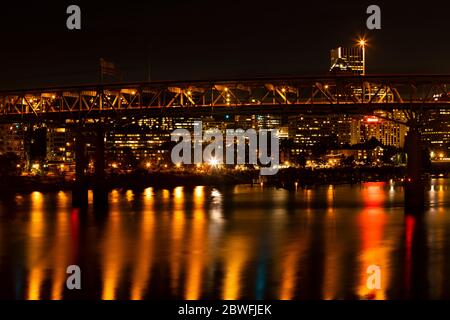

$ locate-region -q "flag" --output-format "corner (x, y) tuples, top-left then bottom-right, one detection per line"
(100, 58), (117, 76)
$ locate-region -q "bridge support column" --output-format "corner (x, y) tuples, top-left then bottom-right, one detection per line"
(404, 127), (425, 213)
(93, 128), (108, 209)
(72, 132), (88, 208)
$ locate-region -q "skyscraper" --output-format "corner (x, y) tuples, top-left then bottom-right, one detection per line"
(330, 46), (364, 75)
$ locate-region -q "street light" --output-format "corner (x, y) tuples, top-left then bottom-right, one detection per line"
(357, 38), (367, 75)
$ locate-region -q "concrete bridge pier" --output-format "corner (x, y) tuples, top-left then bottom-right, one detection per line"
(404, 127), (425, 213)
(72, 132), (88, 208)
(93, 128), (108, 209)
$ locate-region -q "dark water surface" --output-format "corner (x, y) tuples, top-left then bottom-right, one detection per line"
(1, 180), (450, 300)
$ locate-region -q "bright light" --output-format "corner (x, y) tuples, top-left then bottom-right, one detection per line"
(111, 163), (118, 169)
(209, 158), (219, 166)
(358, 38), (367, 47)
(365, 116), (380, 124)
(176, 163), (182, 168)
(146, 162), (151, 168)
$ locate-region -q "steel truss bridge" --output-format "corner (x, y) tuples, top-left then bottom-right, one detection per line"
(0, 74), (449, 124)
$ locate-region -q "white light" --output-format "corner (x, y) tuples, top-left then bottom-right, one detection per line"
(209, 158), (219, 166)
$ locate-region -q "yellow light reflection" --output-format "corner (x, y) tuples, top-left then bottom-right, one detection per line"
(51, 192), (71, 300)
(184, 200), (207, 300)
(357, 183), (389, 300)
(101, 212), (126, 300)
(170, 209), (186, 295)
(222, 235), (251, 300)
(130, 210), (155, 300)
(27, 192), (46, 300)
(279, 241), (304, 300)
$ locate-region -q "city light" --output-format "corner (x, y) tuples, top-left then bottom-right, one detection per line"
(208, 158), (219, 166)
(357, 37), (367, 76)
(365, 116), (379, 123)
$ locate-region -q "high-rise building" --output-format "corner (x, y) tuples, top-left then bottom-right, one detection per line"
(351, 112), (407, 148)
(422, 103), (450, 156)
(330, 46), (364, 75)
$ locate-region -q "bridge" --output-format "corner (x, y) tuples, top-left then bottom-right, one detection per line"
(1, 74), (449, 211)
(0, 74), (449, 123)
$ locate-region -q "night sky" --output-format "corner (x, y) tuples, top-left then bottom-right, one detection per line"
(0, 0), (449, 89)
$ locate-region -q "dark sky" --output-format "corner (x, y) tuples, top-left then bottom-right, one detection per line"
(0, 0), (449, 89)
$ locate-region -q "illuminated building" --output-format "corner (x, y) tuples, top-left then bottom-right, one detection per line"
(330, 46), (364, 75)
(289, 115), (336, 156)
(46, 126), (70, 172)
(0, 124), (25, 158)
(106, 130), (171, 168)
(351, 113), (407, 148)
(422, 95), (450, 155)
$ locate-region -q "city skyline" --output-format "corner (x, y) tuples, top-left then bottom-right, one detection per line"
(1, 0), (450, 307)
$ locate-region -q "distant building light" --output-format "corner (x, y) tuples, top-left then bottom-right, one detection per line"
(364, 116), (380, 124)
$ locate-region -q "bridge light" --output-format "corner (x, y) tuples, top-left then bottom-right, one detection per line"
(281, 88), (286, 93)
(224, 87), (228, 92)
(131, 91), (136, 95)
(324, 85), (329, 89)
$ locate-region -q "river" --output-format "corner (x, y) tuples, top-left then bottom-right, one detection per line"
(0, 179), (449, 299)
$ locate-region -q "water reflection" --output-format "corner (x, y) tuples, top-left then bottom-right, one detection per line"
(0, 180), (450, 299)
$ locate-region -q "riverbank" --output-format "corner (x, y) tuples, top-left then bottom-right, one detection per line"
(0, 165), (448, 193)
